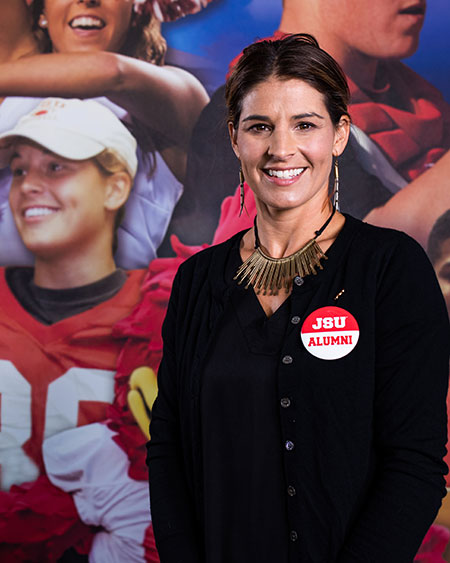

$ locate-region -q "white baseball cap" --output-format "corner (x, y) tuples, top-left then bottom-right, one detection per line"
(0, 98), (138, 177)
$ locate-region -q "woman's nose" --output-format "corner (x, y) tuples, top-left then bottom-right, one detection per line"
(18, 172), (44, 195)
(267, 128), (297, 160)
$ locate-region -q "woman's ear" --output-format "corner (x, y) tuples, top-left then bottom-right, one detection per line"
(228, 121), (241, 160)
(333, 115), (351, 157)
(104, 172), (132, 212)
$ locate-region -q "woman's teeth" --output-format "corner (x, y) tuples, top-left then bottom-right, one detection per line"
(267, 168), (305, 179)
(70, 16), (105, 29)
(24, 207), (57, 218)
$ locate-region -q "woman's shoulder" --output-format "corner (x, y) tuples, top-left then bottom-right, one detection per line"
(345, 216), (439, 297)
(346, 214), (426, 257)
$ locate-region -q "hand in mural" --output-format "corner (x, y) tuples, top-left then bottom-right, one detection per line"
(128, 367), (159, 439)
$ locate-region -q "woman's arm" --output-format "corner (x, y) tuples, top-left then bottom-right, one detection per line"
(338, 236), (450, 562)
(0, 52), (209, 151)
(364, 150), (450, 248)
(147, 269), (202, 562)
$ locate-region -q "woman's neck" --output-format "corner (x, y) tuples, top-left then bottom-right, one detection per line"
(33, 251), (117, 290)
(252, 199), (338, 259)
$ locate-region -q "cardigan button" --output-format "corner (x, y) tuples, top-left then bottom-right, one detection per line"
(287, 485), (296, 497)
(291, 315), (301, 324)
(290, 530), (298, 542)
(285, 440), (294, 451)
(294, 276), (304, 286)
(282, 355), (293, 365)
(280, 397), (291, 408)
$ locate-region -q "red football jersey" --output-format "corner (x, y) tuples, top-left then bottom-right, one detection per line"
(0, 268), (145, 491)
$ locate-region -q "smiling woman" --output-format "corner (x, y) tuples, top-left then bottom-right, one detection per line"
(1, 97), (136, 286)
(0, 0), (211, 268)
(147, 34), (450, 563)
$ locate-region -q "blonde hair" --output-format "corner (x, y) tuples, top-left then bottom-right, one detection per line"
(94, 148), (133, 177)
(93, 149), (133, 255)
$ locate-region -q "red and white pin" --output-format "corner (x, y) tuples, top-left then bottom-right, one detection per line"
(301, 306), (359, 360)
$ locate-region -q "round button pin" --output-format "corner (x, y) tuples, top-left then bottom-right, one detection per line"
(301, 306), (359, 360)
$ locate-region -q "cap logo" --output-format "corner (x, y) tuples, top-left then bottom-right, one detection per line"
(31, 99), (68, 120)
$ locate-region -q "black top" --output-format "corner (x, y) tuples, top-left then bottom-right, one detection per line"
(148, 215), (450, 563)
(201, 237), (291, 562)
(5, 267), (127, 324)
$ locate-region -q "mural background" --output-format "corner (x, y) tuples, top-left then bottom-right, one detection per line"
(0, 0), (448, 561)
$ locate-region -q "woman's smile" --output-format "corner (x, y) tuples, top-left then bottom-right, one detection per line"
(264, 167), (306, 182)
(43, 0), (134, 53)
(22, 205), (60, 221)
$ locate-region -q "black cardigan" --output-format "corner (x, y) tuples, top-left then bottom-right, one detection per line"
(148, 215), (450, 562)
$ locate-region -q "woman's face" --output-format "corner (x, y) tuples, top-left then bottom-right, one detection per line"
(9, 141), (113, 259)
(229, 77), (349, 214)
(42, 0), (134, 53)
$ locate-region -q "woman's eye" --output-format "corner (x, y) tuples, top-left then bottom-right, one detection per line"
(297, 122), (314, 131)
(11, 167), (26, 177)
(49, 162), (63, 172)
(249, 123), (271, 132)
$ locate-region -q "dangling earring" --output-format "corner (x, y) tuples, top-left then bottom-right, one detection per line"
(333, 158), (340, 212)
(39, 13), (48, 28)
(239, 166), (247, 217)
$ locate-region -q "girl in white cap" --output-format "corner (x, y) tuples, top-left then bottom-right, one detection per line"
(0, 0), (210, 268)
(0, 98), (157, 562)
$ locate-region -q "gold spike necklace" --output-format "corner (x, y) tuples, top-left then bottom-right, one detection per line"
(234, 206), (336, 296)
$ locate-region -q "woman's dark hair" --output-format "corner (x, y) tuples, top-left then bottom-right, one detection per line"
(31, 1), (167, 64)
(428, 210), (450, 265)
(226, 33), (350, 128)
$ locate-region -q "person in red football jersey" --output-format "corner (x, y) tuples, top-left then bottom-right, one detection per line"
(0, 97), (158, 562)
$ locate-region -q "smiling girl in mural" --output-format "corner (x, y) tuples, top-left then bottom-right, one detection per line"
(0, 0), (210, 268)
(0, 97), (160, 562)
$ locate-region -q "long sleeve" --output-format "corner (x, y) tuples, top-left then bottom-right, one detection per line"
(147, 269), (202, 563)
(338, 235), (449, 562)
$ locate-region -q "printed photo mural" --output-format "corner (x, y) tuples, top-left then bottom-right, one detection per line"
(0, 0), (448, 561)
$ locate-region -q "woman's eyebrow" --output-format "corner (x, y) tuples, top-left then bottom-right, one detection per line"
(292, 112), (325, 120)
(242, 114), (271, 122)
(242, 112), (325, 122)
